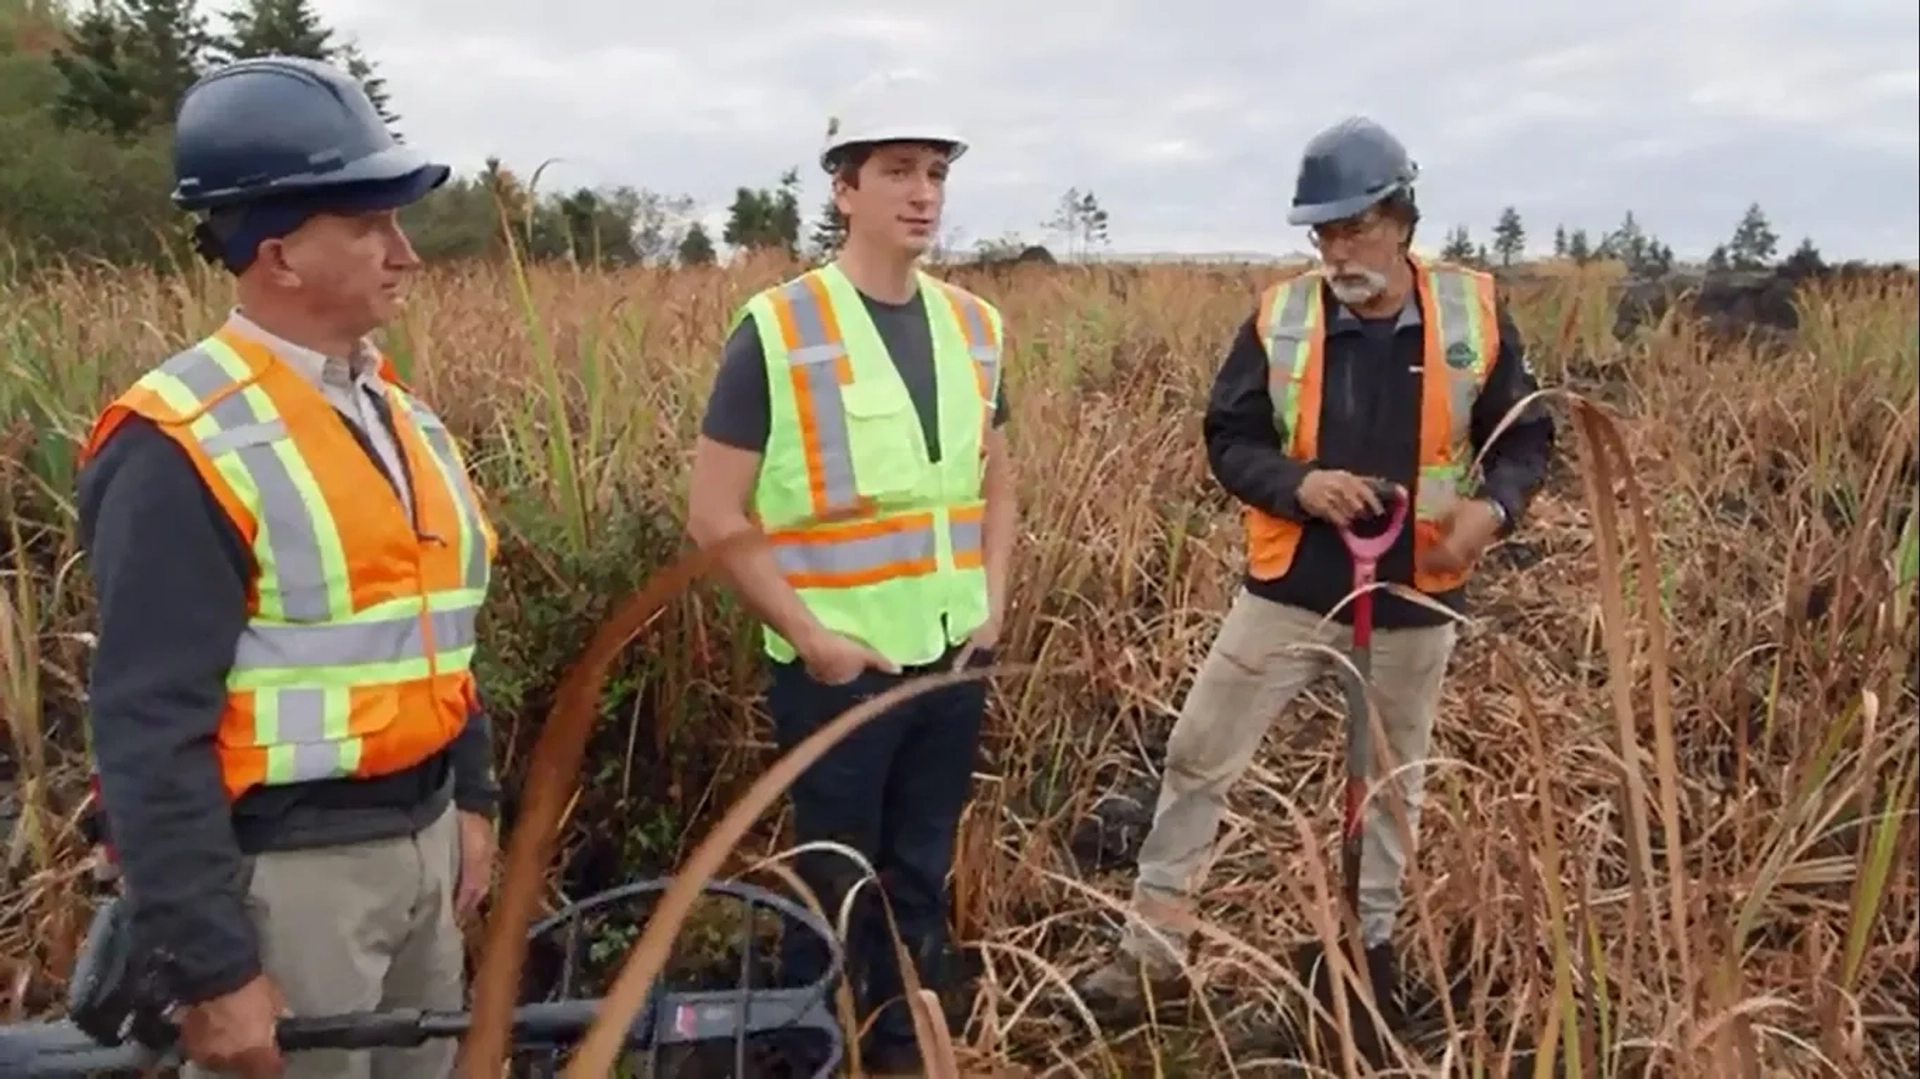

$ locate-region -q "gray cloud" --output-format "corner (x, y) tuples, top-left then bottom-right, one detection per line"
(267, 0), (1916, 260)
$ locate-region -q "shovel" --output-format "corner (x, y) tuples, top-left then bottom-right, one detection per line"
(1332, 480), (1409, 991)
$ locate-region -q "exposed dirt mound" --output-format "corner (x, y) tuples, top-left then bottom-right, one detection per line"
(1613, 260), (1918, 341)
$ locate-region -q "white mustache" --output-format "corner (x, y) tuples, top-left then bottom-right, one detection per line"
(1326, 265), (1388, 303)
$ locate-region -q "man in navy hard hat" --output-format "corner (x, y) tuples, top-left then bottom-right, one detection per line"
(1076, 117), (1555, 1040)
(74, 56), (500, 1078)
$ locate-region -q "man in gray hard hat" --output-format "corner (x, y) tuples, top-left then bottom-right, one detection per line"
(76, 56), (500, 1078)
(1075, 116), (1555, 1041)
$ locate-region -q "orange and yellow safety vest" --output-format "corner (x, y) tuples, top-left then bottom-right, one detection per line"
(1244, 254), (1500, 594)
(81, 325), (496, 800)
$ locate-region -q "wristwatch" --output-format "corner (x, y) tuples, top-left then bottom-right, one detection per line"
(1484, 497), (1510, 534)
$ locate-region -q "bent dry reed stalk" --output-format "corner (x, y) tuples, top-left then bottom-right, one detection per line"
(1, 251), (1916, 1076)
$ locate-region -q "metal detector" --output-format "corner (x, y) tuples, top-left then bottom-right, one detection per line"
(0, 875), (845, 1077)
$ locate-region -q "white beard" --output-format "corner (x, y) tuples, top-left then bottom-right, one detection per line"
(1326, 265), (1389, 307)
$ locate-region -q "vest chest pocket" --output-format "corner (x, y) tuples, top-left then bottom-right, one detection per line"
(839, 371), (924, 500)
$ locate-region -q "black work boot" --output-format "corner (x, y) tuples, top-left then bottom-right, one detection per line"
(1290, 939), (1405, 1069)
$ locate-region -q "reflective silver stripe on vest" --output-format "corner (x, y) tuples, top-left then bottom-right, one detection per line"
(777, 277), (863, 517)
(161, 346), (341, 622)
(260, 687), (354, 782)
(1418, 269), (1492, 519)
(1261, 277), (1317, 436)
(773, 517), (938, 583)
(1427, 269), (1492, 434)
(403, 398), (491, 591)
(943, 287), (1001, 405)
(949, 513), (982, 562)
(233, 605), (479, 670)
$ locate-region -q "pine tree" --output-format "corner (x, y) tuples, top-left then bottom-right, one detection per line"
(49, 3), (147, 137)
(1566, 228), (1592, 264)
(222, 0), (329, 57)
(807, 194), (846, 261)
(1491, 206), (1525, 266)
(1726, 203), (1779, 271)
(334, 40), (397, 129)
(116, 0), (217, 126)
(678, 222), (716, 265)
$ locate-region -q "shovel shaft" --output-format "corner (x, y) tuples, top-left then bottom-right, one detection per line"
(1339, 579), (1374, 926)
(1336, 481), (1404, 931)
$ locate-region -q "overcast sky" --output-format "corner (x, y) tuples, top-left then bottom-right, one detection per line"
(269, 0), (1915, 262)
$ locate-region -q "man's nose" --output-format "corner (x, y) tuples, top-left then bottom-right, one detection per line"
(388, 225), (421, 268)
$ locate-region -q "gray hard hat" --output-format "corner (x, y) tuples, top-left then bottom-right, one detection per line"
(1286, 116), (1419, 227)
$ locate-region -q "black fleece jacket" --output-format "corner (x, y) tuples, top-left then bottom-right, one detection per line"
(1203, 276), (1556, 628)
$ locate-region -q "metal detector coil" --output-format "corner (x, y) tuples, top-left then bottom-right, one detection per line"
(0, 874), (845, 1078)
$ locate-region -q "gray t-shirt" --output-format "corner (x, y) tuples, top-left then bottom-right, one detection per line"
(700, 289), (1008, 461)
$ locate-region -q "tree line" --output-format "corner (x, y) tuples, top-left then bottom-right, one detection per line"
(1438, 202), (1831, 277)
(0, 0), (1072, 274)
(0, 0), (820, 272)
(0, 2), (1868, 278)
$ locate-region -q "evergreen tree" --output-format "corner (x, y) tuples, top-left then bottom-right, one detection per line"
(678, 221), (715, 265)
(807, 193), (846, 261)
(1566, 228), (1592, 264)
(116, 0), (216, 125)
(1726, 203), (1779, 270)
(1491, 206), (1524, 266)
(221, 0), (329, 58)
(334, 39), (396, 129)
(49, 3), (146, 137)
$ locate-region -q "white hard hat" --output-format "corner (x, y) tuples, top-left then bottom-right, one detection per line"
(819, 69), (968, 173)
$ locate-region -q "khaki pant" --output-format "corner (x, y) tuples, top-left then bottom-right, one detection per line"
(184, 803), (466, 1079)
(1122, 588), (1456, 969)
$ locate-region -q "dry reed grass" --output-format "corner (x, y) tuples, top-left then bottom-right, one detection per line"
(0, 248), (1915, 1076)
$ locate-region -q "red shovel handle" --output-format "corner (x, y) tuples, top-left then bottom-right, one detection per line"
(1337, 481), (1410, 564)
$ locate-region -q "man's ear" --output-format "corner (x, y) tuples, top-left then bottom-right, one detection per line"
(255, 235), (305, 289)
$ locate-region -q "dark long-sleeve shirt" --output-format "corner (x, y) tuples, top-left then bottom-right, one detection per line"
(1203, 275), (1555, 629)
(76, 406), (500, 1005)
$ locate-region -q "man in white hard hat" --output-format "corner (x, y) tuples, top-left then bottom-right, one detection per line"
(686, 70), (1015, 1074)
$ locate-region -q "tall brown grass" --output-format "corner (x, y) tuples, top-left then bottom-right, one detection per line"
(1, 249), (1915, 1076)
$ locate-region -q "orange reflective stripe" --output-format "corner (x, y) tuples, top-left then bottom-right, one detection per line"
(950, 502), (985, 570)
(1416, 273), (1452, 466)
(939, 284), (1001, 446)
(1260, 277), (1325, 456)
(768, 274), (865, 519)
(768, 511), (940, 589)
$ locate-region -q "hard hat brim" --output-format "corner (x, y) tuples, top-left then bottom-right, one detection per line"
(175, 144), (451, 212)
(819, 127), (969, 172)
(1286, 184), (1405, 227)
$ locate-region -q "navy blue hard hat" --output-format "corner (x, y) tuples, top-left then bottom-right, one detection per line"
(171, 55), (449, 213)
(1286, 116), (1419, 227)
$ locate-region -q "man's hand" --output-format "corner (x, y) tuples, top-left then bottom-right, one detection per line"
(1418, 498), (1504, 575)
(952, 610), (1002, 670)
(968, 608), (1002, 652)
(797, 626), (900, 686)
(455, 809), (496, 922)
(1298, 469), (1393, 527)
(177, 974), (286, 1078)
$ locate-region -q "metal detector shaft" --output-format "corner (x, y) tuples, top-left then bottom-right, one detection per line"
(0, 988), (838, 1078)
(1334, 481), (1409, 941)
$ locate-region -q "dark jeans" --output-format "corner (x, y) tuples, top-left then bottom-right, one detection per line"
(766, 643), (989, 1054)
